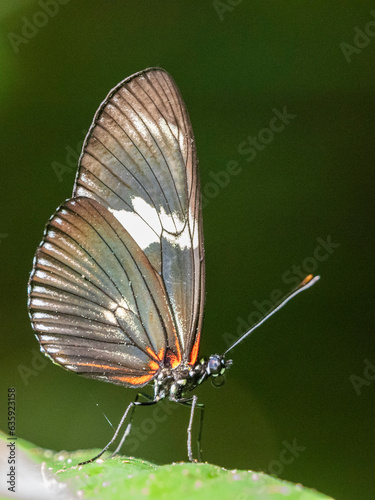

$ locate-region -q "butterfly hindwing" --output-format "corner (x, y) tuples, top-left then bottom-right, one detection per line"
(28, 197), (175, 387)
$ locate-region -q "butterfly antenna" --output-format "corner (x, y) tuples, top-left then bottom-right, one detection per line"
(89, 393), (114, 429)
(223, 274), (320, 356)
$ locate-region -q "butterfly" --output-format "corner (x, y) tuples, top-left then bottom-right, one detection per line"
(28, 68), (319, 463)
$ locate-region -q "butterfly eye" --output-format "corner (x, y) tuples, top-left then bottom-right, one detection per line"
(207, 355), (224, 376)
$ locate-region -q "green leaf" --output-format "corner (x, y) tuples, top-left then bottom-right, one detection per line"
(0, 433), (333, 499)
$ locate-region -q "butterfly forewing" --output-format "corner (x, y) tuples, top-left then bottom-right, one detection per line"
(28, 68), (205, 386)
(73, 68), (204, 362)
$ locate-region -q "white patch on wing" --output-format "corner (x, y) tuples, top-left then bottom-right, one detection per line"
(114, 306), (127, 320)
(31, 298), (49, 309)
(162, 209), (198, 250)
(114, 306), (142, 336)
(34, 324), (50, 332)
(114, 306), (138, 330)
(166, 121), (179, 141)
(54, 217), (63, 226)
(132, 197), (162, 233)
(39, 335), (57, 342)
(165, 224), (190, 250)
(108, 172), (196, 257)
(109, 196), (192, 249)
(111, 298), (129, 311)
(45, 346), (60, 354)
(159, 206), (185, 233)
(189, 207), (199, 250)
(65, 364), (78, 371)
(142, 111), (159, 139)
(128, 111), (149, 141)
(102, 309), (116, 324)
(33, 312), (51, 320)
(158, 118), (178, 143)
(108, 204), (160, 251)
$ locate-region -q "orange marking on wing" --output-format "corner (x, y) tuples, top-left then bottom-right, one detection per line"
(79, 362), (124, 371)
(119, 373), (155, 386)
(170, 352), (180, 369)
(148, 359), (159, 371)
(189, 331), (201, 365)
(146, 346), (159, 361)
(146, 347), (164, 369)
(165, 348), (181, 369)
(172, 328), (182, 366)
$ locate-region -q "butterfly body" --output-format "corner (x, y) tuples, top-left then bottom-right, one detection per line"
(153, 354), (230, 401)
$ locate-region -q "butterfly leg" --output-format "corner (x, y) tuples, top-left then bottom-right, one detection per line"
(78, 393), (156, 465)
(177, 395), (205, 462)
(111, 393), (156, 457)
(196, 401), (205, 463)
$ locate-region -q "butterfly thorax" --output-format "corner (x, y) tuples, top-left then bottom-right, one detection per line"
(154, 354), (232, 401)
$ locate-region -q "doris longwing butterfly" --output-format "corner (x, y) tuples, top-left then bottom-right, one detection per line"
(28, 68), (319, 463)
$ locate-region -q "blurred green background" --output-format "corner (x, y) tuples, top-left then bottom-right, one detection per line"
(1, 2), (374, 499)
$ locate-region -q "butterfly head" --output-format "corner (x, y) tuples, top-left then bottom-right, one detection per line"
(206, 354), (231, 376)
(205, 354), (233, 388)
(182, 354), (232, 395)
